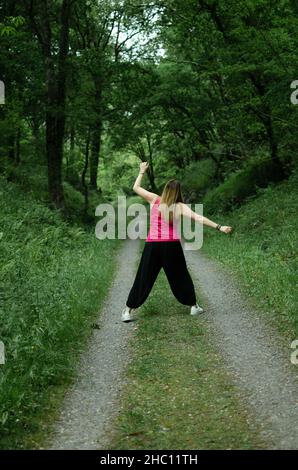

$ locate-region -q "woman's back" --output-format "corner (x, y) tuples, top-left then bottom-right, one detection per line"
(146, 196), (181, 242)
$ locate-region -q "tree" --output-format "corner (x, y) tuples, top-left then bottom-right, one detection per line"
(24, 0), (72, 208)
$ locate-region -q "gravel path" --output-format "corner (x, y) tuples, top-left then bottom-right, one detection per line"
(48, 238), (140, 450)
(186, 250), (298, 450)
(48, 237), (297, 450)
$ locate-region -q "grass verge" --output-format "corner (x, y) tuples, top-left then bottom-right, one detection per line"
(0, 177), (120, 449)
(202, 175), (298, 337)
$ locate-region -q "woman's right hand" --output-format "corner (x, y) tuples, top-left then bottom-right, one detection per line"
(140, 161), (149, 173)
(220, 225), (233, 234)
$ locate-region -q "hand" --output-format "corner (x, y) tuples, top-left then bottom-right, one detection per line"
(220, 225), (233, 234)
(140, 161), (149, 174)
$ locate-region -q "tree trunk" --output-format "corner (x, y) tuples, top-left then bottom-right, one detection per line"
(45, 56), (65, 208)
(47, 0), (71, 208)
(69, 125), (75, 166)
(145, 133), (157, 191)
(89, 80), (103, 190)
(67, 124), (77, 184)
(32, 117), (42, 160)
(147, 168), (157, 192)
(8, 134), (15, 160)
(15, 126), (21, 164)
(82, 129), (90, 215)
(28, 0), (71, 209)
(89, 119), (102, 190)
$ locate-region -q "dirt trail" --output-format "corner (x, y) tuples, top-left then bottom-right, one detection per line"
(48, 238), (297, 450)
(186, 250), (298, 450)
(48, 239), (140, 450)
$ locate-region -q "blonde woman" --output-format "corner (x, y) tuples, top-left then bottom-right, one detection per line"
(122, 162), (232, 322)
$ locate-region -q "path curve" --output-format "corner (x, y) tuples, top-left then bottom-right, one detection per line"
(186, 249), (298, 450)
(48, 239), (139, 450)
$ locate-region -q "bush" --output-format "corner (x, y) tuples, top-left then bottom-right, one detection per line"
(203, 157), (284, 214)
(202, 173), (298, 335)
(63, 181), (85, 211)
(179, 159), (217, 202)
(0, 177), (119, 448)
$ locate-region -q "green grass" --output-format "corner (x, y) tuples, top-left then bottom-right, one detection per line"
(0, 177), (120, 449)
(107, 253), (264, 450)
(202, 174), (298, 337)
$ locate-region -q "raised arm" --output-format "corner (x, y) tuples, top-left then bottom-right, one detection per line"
(179, 203), (233, 234)
(133, 162), (158, 203)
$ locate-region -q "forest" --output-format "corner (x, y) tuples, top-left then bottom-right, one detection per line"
(0, 0), (297, 451)
(1, 0), (297, 210)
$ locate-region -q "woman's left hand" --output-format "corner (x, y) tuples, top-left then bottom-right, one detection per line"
(220, 226), (233, 234)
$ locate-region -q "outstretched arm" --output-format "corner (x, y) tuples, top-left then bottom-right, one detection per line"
(179, 203), (233, 234)
(133, 162), (158, 203)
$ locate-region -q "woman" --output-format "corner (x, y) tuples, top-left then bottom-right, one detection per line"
(122, 162), (232, 322)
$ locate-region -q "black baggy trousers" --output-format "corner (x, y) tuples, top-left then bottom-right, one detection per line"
(126, 241), (197, 309)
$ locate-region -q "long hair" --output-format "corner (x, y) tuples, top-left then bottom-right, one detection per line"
(159, 179), (184, 223)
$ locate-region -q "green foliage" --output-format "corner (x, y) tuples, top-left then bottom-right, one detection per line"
(2, 0), (297, 209)
(203, 157), (284, 213)
(0, 177), (119, 448)
(63, 181), (85, 211)
(2, 157), (49, 202)
(178, 159), (217, 201)
(203, 173), (298, 335)
(98, 147), (139, 200)
(0, 16), (25, 36)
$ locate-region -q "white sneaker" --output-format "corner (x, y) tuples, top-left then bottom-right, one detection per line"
(121, 307), (134, 322)
(190, 304), (204, 316)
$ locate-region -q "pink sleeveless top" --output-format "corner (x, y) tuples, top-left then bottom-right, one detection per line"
(146, 197), (180, 242)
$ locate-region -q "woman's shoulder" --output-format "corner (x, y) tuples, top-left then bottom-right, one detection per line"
(151, 195), (160, 204)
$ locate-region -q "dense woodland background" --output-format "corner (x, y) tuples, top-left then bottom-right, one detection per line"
(1, 0), (297, 213)
(0, 0), (297, 449)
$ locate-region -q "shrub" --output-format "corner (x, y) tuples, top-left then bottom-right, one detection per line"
(0, 177), (119, 448)
(203, 158), (284, 214)
(178, 159), (217, 202)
